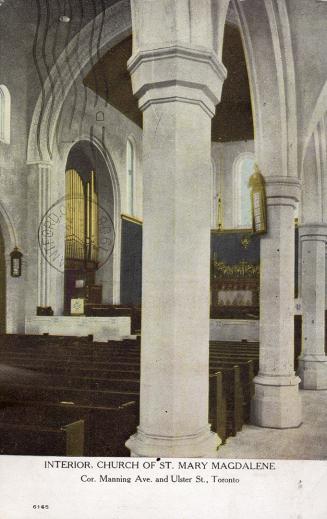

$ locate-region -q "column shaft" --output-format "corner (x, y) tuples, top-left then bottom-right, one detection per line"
(251, 177), (302, 428)
(127, 103), (218, 457)
(298, 224), (327, 389)
(38, 164), (52, 308)
(126, 44), (226, 456)
(26, 162), (52, 314)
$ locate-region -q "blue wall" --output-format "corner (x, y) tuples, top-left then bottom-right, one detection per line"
(120, 225), (299, 304)
(211, 231), (260, 265)
(120, 218), (142, 305)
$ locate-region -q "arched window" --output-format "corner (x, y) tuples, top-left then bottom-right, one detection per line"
(0, 85), (11, 144)
(211, 159), (217, 228)
(126, 138), (135, 215)
(233, 153), (255, 228)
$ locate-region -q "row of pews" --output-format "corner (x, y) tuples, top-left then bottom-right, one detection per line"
(0, 334), (141, 456)
(209, 316), (314, 444)
(209, 340), (259, 443)
(209, 316), (307, 444)
(0, 333), (262, 455)
(0, 317), (307, 455)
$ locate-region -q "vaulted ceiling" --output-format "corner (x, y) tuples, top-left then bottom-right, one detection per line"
(84, 23), (254, 143)
(1, 1), (253, 142)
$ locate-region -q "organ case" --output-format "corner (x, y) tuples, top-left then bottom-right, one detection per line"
(64, 169), (102, 314)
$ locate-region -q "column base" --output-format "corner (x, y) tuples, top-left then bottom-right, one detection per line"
(126, 425), (221, 458)
(298, 355), (327, 389)
(251, 374), (302, 428)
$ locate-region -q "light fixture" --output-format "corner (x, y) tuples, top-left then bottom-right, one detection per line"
(59, 15), (71, 23)
(10, 247), (23, 277)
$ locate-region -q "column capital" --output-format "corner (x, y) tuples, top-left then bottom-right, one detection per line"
(27, 161), (53, 174)
(264, 176), (301, 205)
(127, 45), (227, 117)
(299, 223), (327, 242)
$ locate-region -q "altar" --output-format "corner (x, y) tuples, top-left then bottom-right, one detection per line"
(25, 315), (132, 342)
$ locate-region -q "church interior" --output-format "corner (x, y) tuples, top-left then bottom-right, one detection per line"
(0, 0), (327, 458)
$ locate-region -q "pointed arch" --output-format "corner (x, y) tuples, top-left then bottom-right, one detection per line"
(62, 134), (122, 305)
(301, 80), (327, 180)
(0, 84), (11, 144)
(126, 135), (137, 216)
(233, 151), (255, 228)
(27, 0), (132, 164)
(232, 0), (298, 178)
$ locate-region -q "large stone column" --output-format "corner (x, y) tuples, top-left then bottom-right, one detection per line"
(125, 45), (226, 455)
(298, 224), (327, 389)
(251, 177), (302, 428)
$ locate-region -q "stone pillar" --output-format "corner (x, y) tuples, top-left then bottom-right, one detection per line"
(298, 224), (327, 389)
(38, 163), (52, 308)
(251, 177), (302, 428)
(26, 162), (53, 313)
(125, 44), (226, 455)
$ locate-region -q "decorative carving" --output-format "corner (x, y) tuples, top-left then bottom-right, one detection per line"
(241, 235), (251, 249)
(212, 259), (259, 279)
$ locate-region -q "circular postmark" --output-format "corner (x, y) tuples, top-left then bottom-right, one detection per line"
(38, 195), (115, 274)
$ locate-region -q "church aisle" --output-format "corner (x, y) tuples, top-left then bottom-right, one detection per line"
(216, 390), (327, 460)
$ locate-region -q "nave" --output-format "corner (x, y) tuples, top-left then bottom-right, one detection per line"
(0, 333), (261, 456)
(0, 325), (317, 457)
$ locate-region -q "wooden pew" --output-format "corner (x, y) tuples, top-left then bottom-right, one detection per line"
(11, 373), (141, 393)
(0, 334), (264, 453)
(209, 365), (243, 440)
(0, 380), (139, 407)
(0, 358), (141, 372)
(208, 371), (227, 443)
(0, 406), (84, 456)
(3, 365), (141, 380)
(0, 400), (137, 457)
(0, 351), (141, 364)
(210, 359), (255, 421)
(0, 334), (142, 456)
(210, 352), (259, 373)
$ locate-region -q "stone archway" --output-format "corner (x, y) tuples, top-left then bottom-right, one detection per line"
(63, 137), (121, 309)
(26, 1), (129, 314)
(27, 0), (297, 179)
(27, 0), (132, 165)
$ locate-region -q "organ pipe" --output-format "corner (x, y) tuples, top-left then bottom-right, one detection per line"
(93, 191), (99, 262)
(73, 170), (76, 258)
(91, 171), (99, 262)
(65, 169), (99, 265)
(65, 169), (86, 261)
(86, 180), (90, 260)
